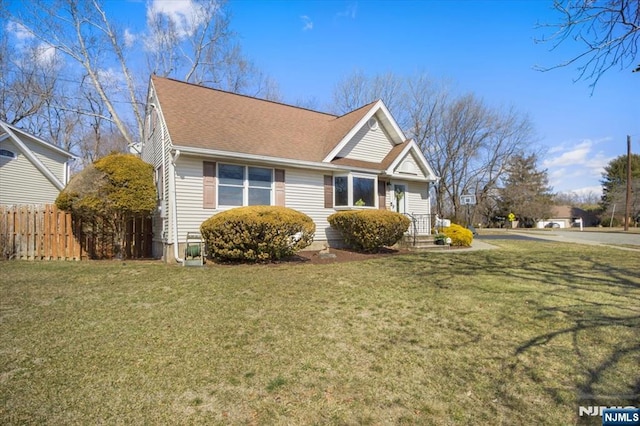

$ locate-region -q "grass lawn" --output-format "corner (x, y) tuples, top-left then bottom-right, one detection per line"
(1, 241), (639, 425)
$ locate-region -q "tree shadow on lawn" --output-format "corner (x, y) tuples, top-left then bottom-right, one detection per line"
(387, 244), (640, 416)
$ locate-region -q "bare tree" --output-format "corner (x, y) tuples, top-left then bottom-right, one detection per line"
(536, 0), (640, 87)
(5, 0), (280, 164)
(331, 70), (371, 114)
(0, 35), (60, 127)
(10, 0), (142, 147)
(331, 70), (535, 223)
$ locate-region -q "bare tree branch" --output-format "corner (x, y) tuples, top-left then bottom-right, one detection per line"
(535, 0), (639, 89)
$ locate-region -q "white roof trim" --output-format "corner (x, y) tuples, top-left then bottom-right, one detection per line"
(0, 120), (75, 159)
(385, 140), (438, 181)
(0, 121), (66, 190)
(173, 145), (385, 174)
(322, 100), (407, 163)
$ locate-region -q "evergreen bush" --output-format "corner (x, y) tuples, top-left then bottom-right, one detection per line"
(200, 206), (315, 262)
(327, 210), (410, 252)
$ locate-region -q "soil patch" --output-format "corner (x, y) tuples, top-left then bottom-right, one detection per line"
(281, 247), (410, 265)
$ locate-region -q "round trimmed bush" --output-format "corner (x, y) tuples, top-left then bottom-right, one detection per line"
(328, 210), (410, 252)
(442, 223), (473, 247)
(200, 206), (315, 262)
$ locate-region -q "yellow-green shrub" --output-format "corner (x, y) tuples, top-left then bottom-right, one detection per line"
(328, 210), (410, 252)
(200, 206), (315, 262)
(442, 223), (473, 247)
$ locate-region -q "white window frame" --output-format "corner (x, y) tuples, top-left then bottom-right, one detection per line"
(217, 163), (274, 207)
(334, 172), (378, 209)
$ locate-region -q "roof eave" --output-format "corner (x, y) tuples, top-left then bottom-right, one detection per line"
(172, 145), (384, 174)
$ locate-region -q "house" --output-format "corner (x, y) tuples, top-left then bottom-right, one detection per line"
(0, 120), (75, 205)
(141, 76), (437, 262)
(537, 205), (599, 228)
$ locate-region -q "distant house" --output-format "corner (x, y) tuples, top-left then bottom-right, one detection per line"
(0, 120), (75, 205)
(141, 76), (438, 262)
(537, 205), (599, 228)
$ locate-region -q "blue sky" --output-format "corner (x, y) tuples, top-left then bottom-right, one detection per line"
(225, 0), (638, 196)
(7, 0), (639, 195)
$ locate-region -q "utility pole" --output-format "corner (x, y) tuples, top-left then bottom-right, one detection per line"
(624, 135), (631, 231)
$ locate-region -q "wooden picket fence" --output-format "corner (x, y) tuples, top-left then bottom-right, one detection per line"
(0, 204), (153, 260)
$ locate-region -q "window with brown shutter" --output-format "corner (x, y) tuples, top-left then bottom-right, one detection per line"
(274, 169), (285, 206)
(324, 175), (333, 208)
(203, 161), (217, 209)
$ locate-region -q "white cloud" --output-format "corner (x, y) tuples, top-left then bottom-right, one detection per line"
(146, 0), (208, 38)
(124, 29), (136, 48)
(570, 186), (602, 197)
(543, 140), (592, 168)
(336, 2), (358, 19)
(543, 138), (613, 192)
(34, 44), (58, 66)
(301, 15), (313, 31)
(6, 21), (34, 41)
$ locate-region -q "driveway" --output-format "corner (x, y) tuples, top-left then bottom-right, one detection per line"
(516, 230), (640, 246)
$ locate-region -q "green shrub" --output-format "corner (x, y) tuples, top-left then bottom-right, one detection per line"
(327, 210), (410, 252)
(600, 217), (620, 227)
(442, 223), (473, 247)
(200, 206), (315, 262)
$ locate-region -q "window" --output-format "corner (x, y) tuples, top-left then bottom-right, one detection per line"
(248, 167), (272, 205)
(0, 149), (16, 159)
(353, 177), (375, 206)
(334, 174), (377, 208)
(334, 176), (348, 206)
(218, 164), (273, 207)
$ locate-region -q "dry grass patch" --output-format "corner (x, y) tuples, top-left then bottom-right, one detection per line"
(1, 241), (638, 425)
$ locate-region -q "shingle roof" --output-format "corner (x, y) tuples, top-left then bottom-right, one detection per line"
(152, 76), (378, 164)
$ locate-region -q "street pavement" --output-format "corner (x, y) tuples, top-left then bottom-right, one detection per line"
(446, 229), (640, 253)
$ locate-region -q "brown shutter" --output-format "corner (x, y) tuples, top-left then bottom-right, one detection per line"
(378, 178), (387, 210)
(274, 169), (285, 206)
(324, 175), (333, 208)
(203, 161), (216, 209)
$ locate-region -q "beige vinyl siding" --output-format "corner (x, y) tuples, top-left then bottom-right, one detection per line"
(394, 151), (427, 179)
(336, 122), (395, 163)
(171, 155), (209, 242)
(141, 90), (171, 249)
(406, 181), (430, 216)
(0, 140), (61, 204)
(284, 168), (340, 242)
(22, 136), (69, 184)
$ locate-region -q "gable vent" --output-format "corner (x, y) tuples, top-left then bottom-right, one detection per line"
(367, 118), (379, 131)
(398, 160), (417, 174)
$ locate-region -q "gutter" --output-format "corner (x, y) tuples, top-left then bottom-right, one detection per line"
(173, 145), (390, 174)
(173, 146), (437, 183)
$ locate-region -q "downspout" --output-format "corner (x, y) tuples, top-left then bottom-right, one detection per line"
(170, 149), (183, 263)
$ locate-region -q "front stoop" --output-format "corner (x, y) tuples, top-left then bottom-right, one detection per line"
(397, 235), (449, 251)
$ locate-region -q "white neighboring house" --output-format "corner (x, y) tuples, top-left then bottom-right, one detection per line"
(141, 76), (438, 262)
(0, 120), (75, 205)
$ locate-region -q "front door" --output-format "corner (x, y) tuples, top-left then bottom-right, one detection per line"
(393, 184), (406, 214)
